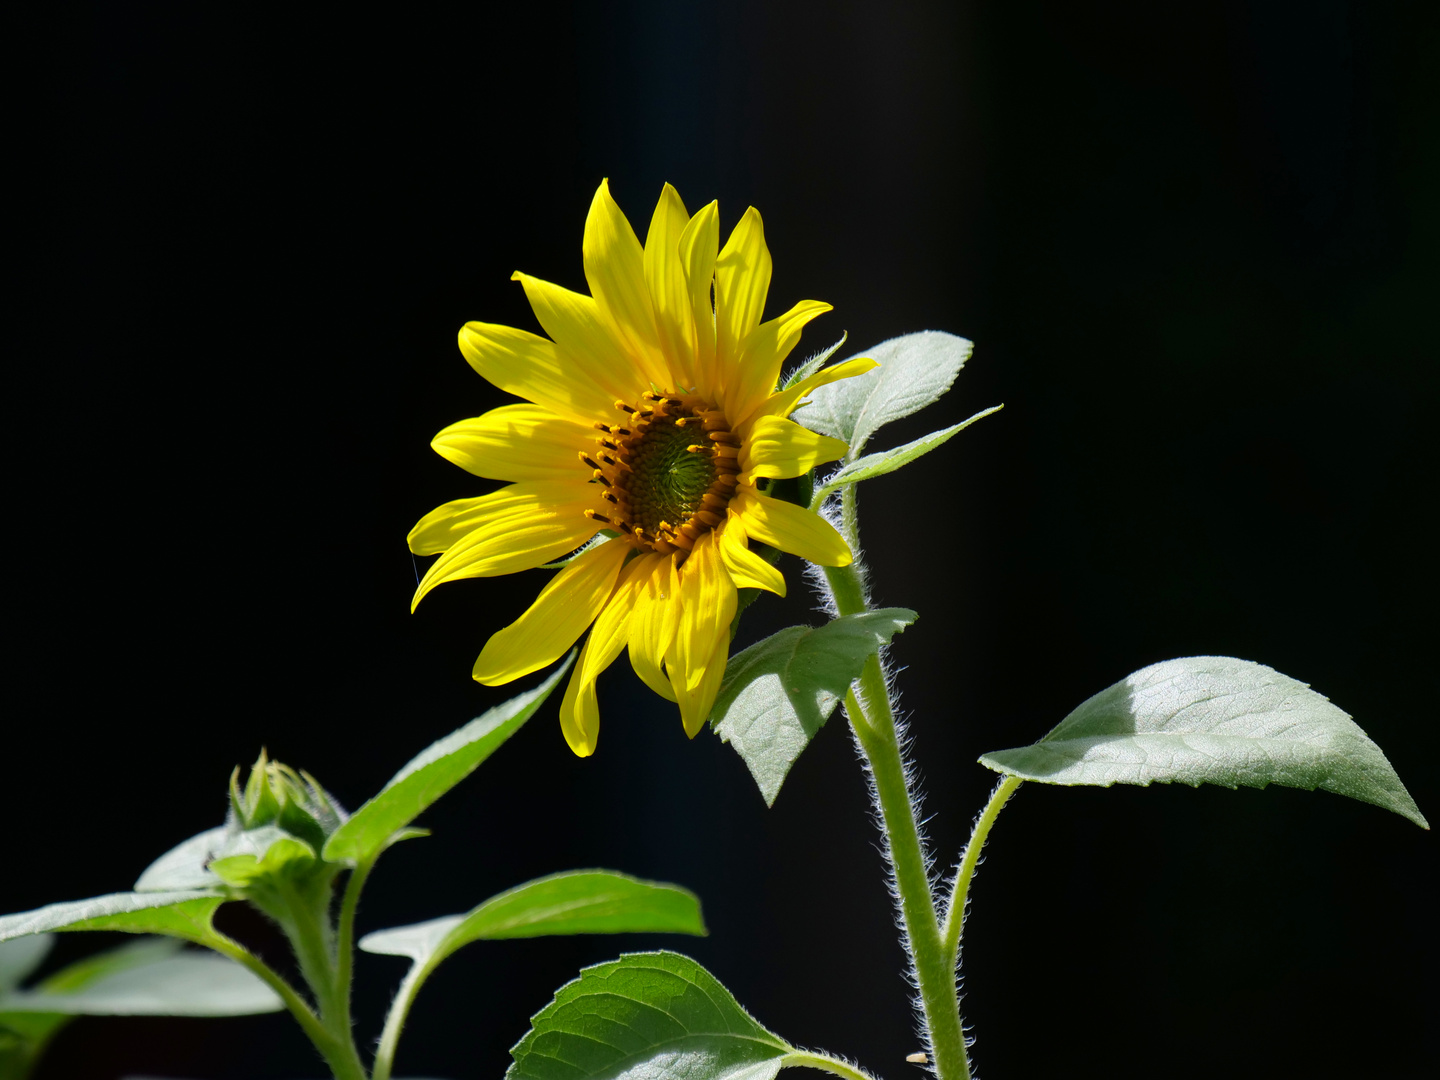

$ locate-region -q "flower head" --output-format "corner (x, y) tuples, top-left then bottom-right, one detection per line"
(410, 181), (873, 755)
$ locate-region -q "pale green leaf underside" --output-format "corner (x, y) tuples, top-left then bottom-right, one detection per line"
(0, 937), (52, 993)
(792, 331), (972, 458)
(0, 893), (224, 945)
(507, 951), (792, 1080)
(780, 333), (848, 391)
(712, 610), (917, 806)
(324, 656), (573, 864)
(813, 406), (1003, 504)
(133, 826), (229, 893)
(0, 939), (281, 1016)
(980, 656), (1428, 828)
(360, 870), (706, 968)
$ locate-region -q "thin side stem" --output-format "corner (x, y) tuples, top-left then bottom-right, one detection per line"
(335, 855), (378, 1047)
(205, 933), (366, 1080)
(781, 1050), (883, 1080)
(940, 776), (1022, 965)
(372, 956), (436, 1080)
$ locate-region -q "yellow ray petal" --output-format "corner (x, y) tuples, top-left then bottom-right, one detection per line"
(557, 639), (601, 757)
(582, 179), (667, 388)
(717, 513), (786, 596)
(410, 483), (603, 610)
(408, 483), (572, 556)
(644, 183), (697, 387)
(668, 535), (736, 735)
(510, 272), (644, 405)
(679, 201), (719, 394)
(715, 207), (771, 372)
(472, 538), (629, 685)
(629, 554), (679, 702)
(581, 555), (652, 681)
(731, 489), (852, 568)
(674, 638), (730, 739)
(741, 414), (849, 481)
(432, 404), (590, 483)
(458, 320), (617, 425)
(726, 300), (833, 430)
(756, 357), (880, 423)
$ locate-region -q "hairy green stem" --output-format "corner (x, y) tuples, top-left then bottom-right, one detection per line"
(823, 558), (972, 1080)
(205, 933), (366, 1080)
(335, 856), (378, 1050)
(782, 1050), (882, 1080)
(372, 953), (440, 1080)
(941, 777), (1021, 964)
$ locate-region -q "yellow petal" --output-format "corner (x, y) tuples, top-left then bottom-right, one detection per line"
(726, 300), (832, 430)
(432, 404), (590, 483)
(472, 538), (629, 685)
(715, 207), (771, 373)
(510, 272), (644, 406)
(408, 483), (567, 556)
(557, 639), (601, 757)
(756, 357), (880, 422)
(668, 534), (736, 734)
(675, 638), (730, 739)
(582, 556), (652, 681)
(741, 414), (849, 481)
(731, 489), (852, 568)
(717, 513), (786, 596)
(458, 321), (616, 425)
(644, 183), (697, 387)
(679, 201), (719, 393)
(629, 554), (679, 702)
(668, 536), (736, 736)
(582, 179), (667, 388)
(410, 483), (603, 610)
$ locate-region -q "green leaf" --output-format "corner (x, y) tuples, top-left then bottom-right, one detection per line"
(979, 656), (1429, 828)
(711, 610), (917, 806)
(0, 939), (281, 1017)
(507, 951), (793, 1080)
(134, 827), (228, 892)
(361, 870), (706, 969)
(780, 333), (848, 390)
(0, 894), (225, 946)
(0, 939), (51, 995)
(811, 407), (1002, 505)
(323, 657), (574, 864)
(791, 331), (972, 458)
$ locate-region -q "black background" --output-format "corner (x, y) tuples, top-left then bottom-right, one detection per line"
(13, 2), (1438, 1078)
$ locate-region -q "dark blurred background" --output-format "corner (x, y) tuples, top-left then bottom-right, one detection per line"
(13, 1), (1437, 1077)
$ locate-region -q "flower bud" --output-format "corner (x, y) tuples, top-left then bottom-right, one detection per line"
(227, 750), (346, 854)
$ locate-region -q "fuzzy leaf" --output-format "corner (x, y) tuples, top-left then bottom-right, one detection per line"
(0, 938), (52, 994)
(0, 939), (281, 1016)
(792, 331), (972, 458)
(712, 610), (916, 805)
(780, 333), (848, 390)
(507, 951), (792, 1080)
(361, 870), (705, 971)
(0, 894), (225, 946)
(324, 657), (573, 864)
(980, 656), (1428, 828)
(133, 827), (228, 893)
(812, 406), (1002, 504)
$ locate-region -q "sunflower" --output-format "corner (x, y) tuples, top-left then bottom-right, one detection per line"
(409, 180), (874, 755)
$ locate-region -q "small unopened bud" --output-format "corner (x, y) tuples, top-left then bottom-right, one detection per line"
(228, 750), (346, 852)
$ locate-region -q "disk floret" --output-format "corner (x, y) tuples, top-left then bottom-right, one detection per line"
(583, 391), (740, 558)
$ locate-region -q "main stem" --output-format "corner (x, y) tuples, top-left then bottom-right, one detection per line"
(823, 544), (973, 1080)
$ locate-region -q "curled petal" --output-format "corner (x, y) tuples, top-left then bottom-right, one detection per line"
(472, 538), (629, 685)
(732, 489), (852, 568)
(741, 414), (849, 481)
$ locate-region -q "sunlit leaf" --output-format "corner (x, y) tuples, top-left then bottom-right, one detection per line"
(0, 939), (280, 1017)
(980, 656), (1428, 828)
(361, 871), (705, 968)
(712, 610), (916, 805)
(0, 894), (225, 946)
(812, 407), (1002, 504)
(324, 657), (573, 864)
(792, 331), (972, 458)
(507, 951), (793, 1080)
(133, 827), (228, 893)
(0, 938), (52, 994)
